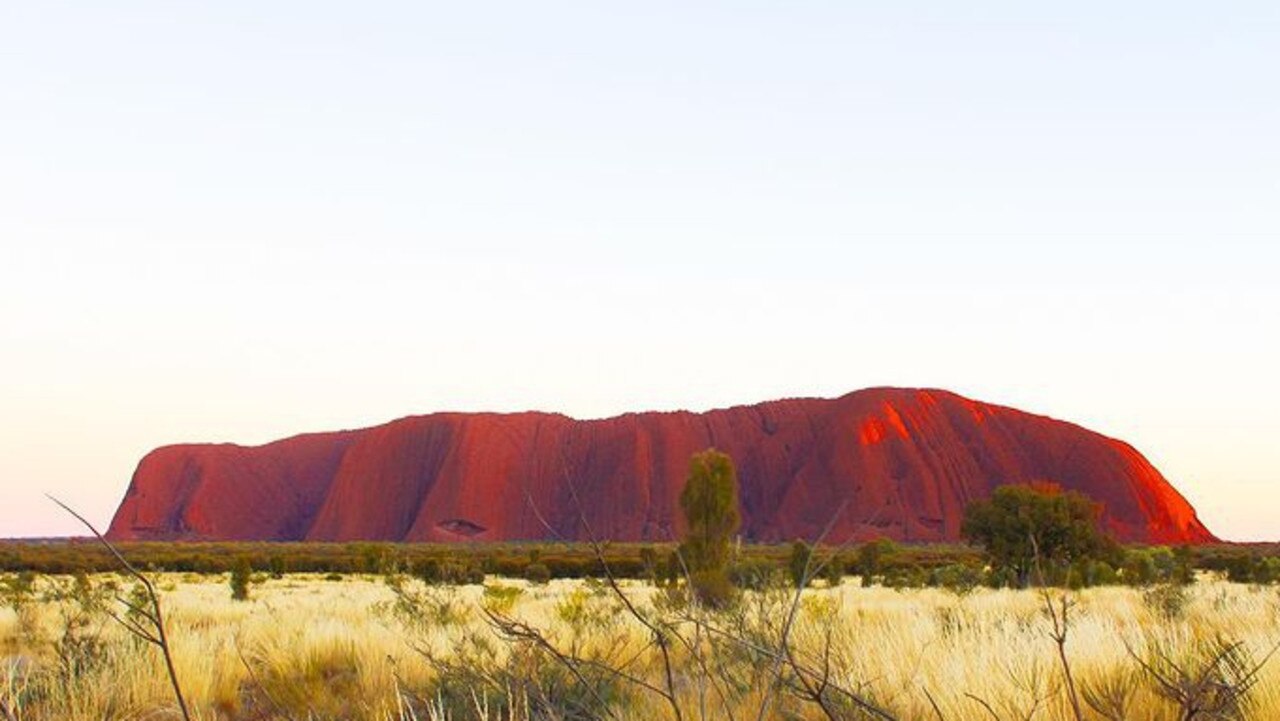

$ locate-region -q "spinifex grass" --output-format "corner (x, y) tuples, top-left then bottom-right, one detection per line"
(2, 574), (1279, 720)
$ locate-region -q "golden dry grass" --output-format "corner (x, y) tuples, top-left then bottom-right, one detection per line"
(3, 574), (1279, 720)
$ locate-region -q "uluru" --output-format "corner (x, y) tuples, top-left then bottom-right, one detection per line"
(105, 388), (1216, 544)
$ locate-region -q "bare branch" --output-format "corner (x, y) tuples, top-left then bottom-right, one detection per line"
(964, 693), (1002, 721)
(922, 686), (947, 721)
(47, 495), (191, 721)
(754, 500), (851, 721)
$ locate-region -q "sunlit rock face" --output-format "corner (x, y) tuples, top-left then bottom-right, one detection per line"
(106, 388), (1216, 544)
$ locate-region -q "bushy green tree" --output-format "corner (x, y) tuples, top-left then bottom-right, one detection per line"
(961, 483), (1109, 587)
(678, 449), (741, 607)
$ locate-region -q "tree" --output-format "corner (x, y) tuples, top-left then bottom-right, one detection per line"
(788, 540), (813, 589)
(230, 557), (253, 601)
(678, 448), (742, 606)
(822, 554), (845, 587)
(961, 483), (1109, 587)
(854, 538), (895, 586)
(267, 554), (287, 579)
(638, 546), (659, 585)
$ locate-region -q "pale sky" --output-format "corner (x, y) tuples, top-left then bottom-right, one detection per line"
(2, 2), (1277, 540)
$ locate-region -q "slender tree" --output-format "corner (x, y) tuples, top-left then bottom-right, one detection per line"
(678, 448), (742, 606)
(230, 557), (253, 601)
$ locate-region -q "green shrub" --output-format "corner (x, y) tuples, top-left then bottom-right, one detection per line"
(1144, 583), (1190, 620)
(688, 569), (737, 609)
(1125, 550), (1159, 586)
(482, 583), (524, 614)
(1082, 560), (1119, 586)
(524, 562), (551, 585)
(382, 574), (472, 628)
(44, 573), (111, 678)
(2, 573), (42, 645)
(822, 554), (846, 587)
(985, 567), (1015, 589)
(268, 555), (287, 578)
(788, 540), (813, 589)
(419, 558), (485, 586)
(555, 587), (620, 638)
(883, 564), (927, 590)
(855, 538), (896, 586)
(929, 563), (983, 595)
(1171, 545), (1197, 584)
(729, 559), (781, 591)
(0, 570), (36, 611)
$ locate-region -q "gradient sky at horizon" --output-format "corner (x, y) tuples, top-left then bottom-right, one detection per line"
(2, 2), (1278, 540)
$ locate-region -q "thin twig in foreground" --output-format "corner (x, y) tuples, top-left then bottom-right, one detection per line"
(47, 495), (192, 721)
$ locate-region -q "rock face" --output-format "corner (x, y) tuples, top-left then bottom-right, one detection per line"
(105, 388), (1216, 544)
